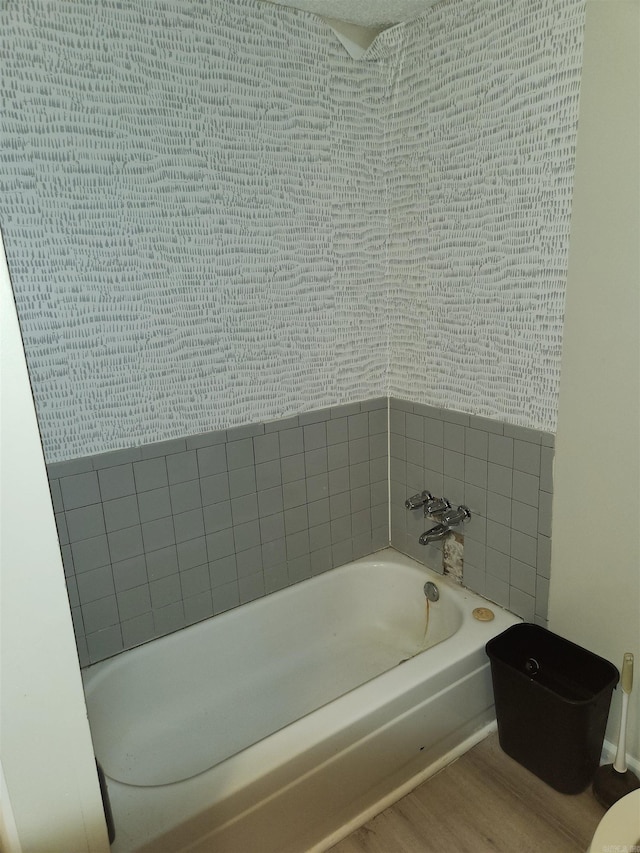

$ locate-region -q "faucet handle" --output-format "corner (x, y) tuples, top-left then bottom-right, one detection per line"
(441, 505), (471, 526)
(405, 490), (432, 510)
(424, 496), (451, 517)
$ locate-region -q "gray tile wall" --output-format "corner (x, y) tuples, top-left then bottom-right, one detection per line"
(389, 399), (554, 624)
(48, 395), (555, 666)
(48, 399), (389, 665)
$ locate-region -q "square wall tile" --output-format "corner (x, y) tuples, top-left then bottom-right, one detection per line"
(488, 463), (512, 498)
(141, 519), (175, 553)
(464, 455), (487, 489)
(510, 559), (536, 595)
(141, 438), (186, 459)
(488, 434), (514, 468)
(200, 473), (229, 507)
(329, 468), (350, 497)
(513, 440), (541, 475)
(264, 563), (289, 593)
(112, 555), (149, 591)
(166, 451), (198, 485)
(424, 418), (444, 446)
(109, 525), (145, 562)
(145, 546), (178, 582)
(239, 572), (265, 604)
(183, 591), (214, 624)
(133, 458), (168, 493)
(86, 625), (123, 663)
(486, 520), (510, 556)
(180, 564), (210, 598)
(257, 486), (284, 518)
(228, 466), (257, 498)
(348, 413), (369, 441)
(196, 444), (227, 476)
(60, 472), (101, 510)
(256, 460), (281, 491)
(103, 496), (139, 533)
(117, 585), (152, 622)
(236, 546), (262, 578)
(512, 471), (540, 507)
(253, 432), (281, 464)
(170, 480), (202, 515)
(186, 429), (227, 450)
(173, 508), (205, 544)
(465, 428), (488, 460)
(405, 414), (423, 443)
(226, 438), (254, 470)
(509, 587), (535, 621)
(150, 574), (182, 609)
(368, 408), (387, 436)
(303, 422), (327, 451)
(283, 480), (307, 510)
(444, 422), (465, 453)
(261, 538), (287, 569)
(213, 581), (240, 614)
(71, 535), (111, 573)
(279, 427), (304, 457)
(463, 537), (486, 571)
(177, 537), (208, 571)
(66, 504), (106, 542)
(121, 613), (155, 649)
(153, 602), (186, 636)
(81, 596), (120, 633)
(76, 565), (115, 604)
(231, 494), (259, 526)
(281, 454), (305, 484)
(209, 554), (238, 587)
(138, 487), (172, 523)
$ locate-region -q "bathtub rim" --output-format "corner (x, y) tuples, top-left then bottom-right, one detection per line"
(81, 546), (502, 688)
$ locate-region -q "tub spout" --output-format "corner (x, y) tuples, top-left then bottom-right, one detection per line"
(419, 523), (450, 545)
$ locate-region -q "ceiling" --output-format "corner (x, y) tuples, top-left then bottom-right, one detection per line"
(262, 0), (440, 28)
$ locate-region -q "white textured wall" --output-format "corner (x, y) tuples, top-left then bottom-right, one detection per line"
(0, 0), (585, 462)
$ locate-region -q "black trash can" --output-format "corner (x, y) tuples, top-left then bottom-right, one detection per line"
(486, 623), (618, 794)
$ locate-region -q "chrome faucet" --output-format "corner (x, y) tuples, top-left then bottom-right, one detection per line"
(419, 504), (471, 546)
(405, 490), (431, 510)
(424, 496), (450, 517)
(419, 523), (451, 545)
(404, 491), (451, 517)
(440, 505), (471, 526)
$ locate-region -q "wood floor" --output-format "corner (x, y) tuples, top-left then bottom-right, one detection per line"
(329, 733), (606, 853)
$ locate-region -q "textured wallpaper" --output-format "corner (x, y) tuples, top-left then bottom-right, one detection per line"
(387, 0), (586, 429)
(1, 0), (393, 461)
(0, 0), (585, 462)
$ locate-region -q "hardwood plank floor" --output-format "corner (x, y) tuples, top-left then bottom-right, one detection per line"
(329, 733), (606, 853)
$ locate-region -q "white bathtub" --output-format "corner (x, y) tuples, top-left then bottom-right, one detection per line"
(83, 547), (519, 853)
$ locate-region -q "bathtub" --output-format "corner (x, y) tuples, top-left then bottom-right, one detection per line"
(83, 547), (519, 853)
